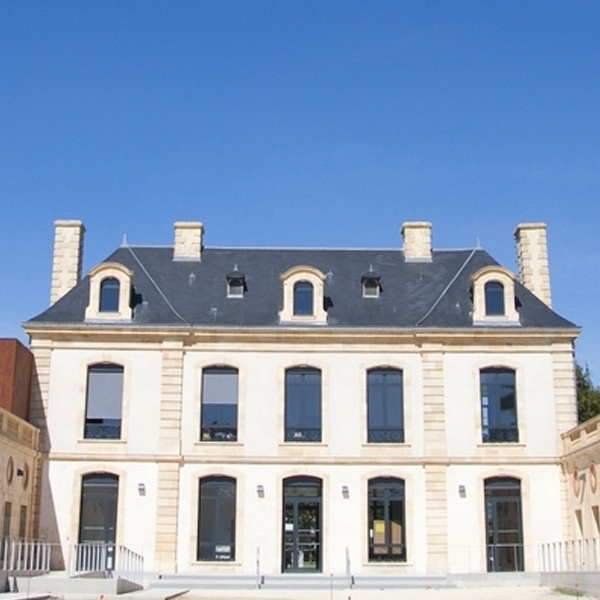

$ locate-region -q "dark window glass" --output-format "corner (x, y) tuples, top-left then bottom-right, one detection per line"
(367, 368), (404, 443)
(79, 474), (118, 544)
(201, 367), (238, 442)
(293, 281), (313, 315)
(363, 279), (380, 297)
(285, 367), (321, 442)
(100, 278), (120, 312)
(485, 281), (505, 316)
(481, 368), (518, 443)
(197, 476), (236, 561)
(228, 278), (244, 297)
(2, 502), (11, 538)
(18, 506), (27, 539)
(368, 478), (406, 562)
(485, 477), (523, 572)
(85, 364), (123, 439)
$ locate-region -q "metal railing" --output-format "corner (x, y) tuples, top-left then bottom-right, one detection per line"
(68, 543), (144, 585)
(0, 537), (52, 573)
(540, 538), (600, 572)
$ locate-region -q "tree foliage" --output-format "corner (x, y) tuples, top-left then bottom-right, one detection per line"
(576, 364), (600, 423)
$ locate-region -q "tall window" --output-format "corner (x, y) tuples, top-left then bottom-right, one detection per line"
(367, 368), (404, 443)
(79, 474), (118, 544)
(2, 502), (11, 538)
(99, 278), (120, 312)
(285, 367), (322, 442)
(368, 478), (406, 562)
(293, 281), (313, 315)
(485, 281), (505, 316)
(480, 368), (518, 443)
(197, 476), (236, 561)
(85, 364), (124, 439)
(18, 506), (27, 539)
(485, 477), (523, 571)
(201, 367), (239, 442)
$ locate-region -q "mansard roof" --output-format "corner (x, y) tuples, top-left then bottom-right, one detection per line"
(28, 244), (577, 330)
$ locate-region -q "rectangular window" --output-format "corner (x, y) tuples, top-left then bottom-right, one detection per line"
(197, 477), (236, 561)
(3, 502), (12, 538)
(480, 368), (518, 443)
(368, 478), (406, 562)
(285, 367), (321, 442)
(367, 368), (404, 443)
(201, 367), (238, 441)
(85, 364), (124, 439)
(18, 506), (27, 539)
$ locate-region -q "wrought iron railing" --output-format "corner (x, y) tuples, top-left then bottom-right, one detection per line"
(0, 537), (51, 573)
(69, 543), (144, 585)
(539, 538), (600, 572)
(285, 428), (321, 442)
(482, 427), (519, 443)
(367, 428), (404, 443)
(486, 543), (524, 571)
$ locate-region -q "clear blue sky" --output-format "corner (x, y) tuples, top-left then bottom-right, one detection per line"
(1, 2), (599, 377)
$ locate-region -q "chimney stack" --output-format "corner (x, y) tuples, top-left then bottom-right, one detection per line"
(51, 220), (85, 305)
(514, 223), (552, 307)
(402, 221), (432, 262)
(173, 222), (204, 261)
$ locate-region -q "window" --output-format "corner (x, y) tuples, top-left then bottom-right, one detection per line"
(18, 506), (27, 539)
(197, 476), (236, 561)
(362, 268), (381, 298)
(485, 477), (523, 571)
(84, 364), (124, 439)
(79, 474), (118, 543)
(2, 502), (11, 538)
(226, 268), (245, 298)
(480, 368), (518, 443)
(285, 367), (321, 442)
(294, 282), (313, 315)
(201, 367), (238, 442)
(485, 281), (505, 316)
(368, 478), (406, 562)
(367, 368), (404, 443)
(100, 278), (120, 312)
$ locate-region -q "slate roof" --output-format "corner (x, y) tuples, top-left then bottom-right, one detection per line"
(27, 244), (577, 330)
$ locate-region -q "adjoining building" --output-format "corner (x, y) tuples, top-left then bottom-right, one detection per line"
(23, 219), (580, 577)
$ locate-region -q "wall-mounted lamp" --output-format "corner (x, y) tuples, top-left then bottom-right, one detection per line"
(257, 485), (265, 498)
(458, 484), (466, 498)
(342, 485), (350, 499)
(138, 483), (146, 496)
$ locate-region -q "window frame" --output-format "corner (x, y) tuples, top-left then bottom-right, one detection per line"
(484, 281), (505, 316)
(100, 277), (120, 312)
(84, 363), (124, 440)
(368, 477), (406, 562)
(197, 476), (237, 562)
(284, 367), (322, 442)
(85, 262), (134, 321)
(480, 367), (519, 443)
(200, 366), (239, 442)
(279, 266), (328, 324)
(367, 367), (404, 443)
(471, 266), (519, 324)
(293, 281), (314, 315)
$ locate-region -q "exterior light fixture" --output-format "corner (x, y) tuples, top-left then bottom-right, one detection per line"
(257, 485), (265, 498)
(342, 485), (350, 499)
(138, 483), (146, 496)
(458, 485), (466, 498)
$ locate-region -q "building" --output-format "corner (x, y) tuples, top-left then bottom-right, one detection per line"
(0, 339), (39, 544)
(23, 219), (580, 577)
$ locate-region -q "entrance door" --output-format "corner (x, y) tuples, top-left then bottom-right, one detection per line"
(79, 474), (118, 571)
(282, 477), (321, 572)
(485, 477), (523, 571)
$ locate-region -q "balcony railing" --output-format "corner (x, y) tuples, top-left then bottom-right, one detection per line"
(201, 426), (237, 442)
(540, 538), (600, 572)
(0, 537), (51, 573)
(487, 543), (524, 571)
(69, 543), (144, 585)
(482, 427), (519, 443)
(368, 428), (404, 443)
(285, 428), (321, 442)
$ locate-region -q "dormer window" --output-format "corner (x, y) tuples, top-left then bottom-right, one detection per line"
(226, 267), (245, 298)
(100, 278), (120, 312)
(279, 266), (328, 324)
(294, 281), (313, 315)
(485, 281), (505, 316)
(471, 266), (519, 325)
(85, 262), (134, 322)
(361, 268), (381, 298)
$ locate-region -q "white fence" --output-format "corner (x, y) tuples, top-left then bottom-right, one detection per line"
(0, 537), (52, 573)
(539, 538), (600, 572)
(68, 543), (144, 585)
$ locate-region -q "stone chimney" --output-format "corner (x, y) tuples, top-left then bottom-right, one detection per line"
(50, 220), (86, 305)
(514, 223), (552, 307)
(173, 221), (204, 261)
(401, 221), (432, 262)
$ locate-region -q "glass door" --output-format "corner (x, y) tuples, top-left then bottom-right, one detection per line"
(282, 477), (321, 572)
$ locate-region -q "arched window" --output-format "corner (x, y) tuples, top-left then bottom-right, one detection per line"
(480, 367), (518, 443)
(201, 366), (239, 441)
(285, 367), (321, 442)
(485, 281), (505, 316)
(367, 368), (404, 443)
(293, 281), (313, 316)
(85, 363), (124, 439)
(484, 477), (523, 571)
(197, 476), (236, 561)
(79, 473), (118, 547)
(99, 278), (120, 312)
(368, 477), (406, 562)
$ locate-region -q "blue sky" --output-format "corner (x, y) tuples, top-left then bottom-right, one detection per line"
(1, 1), (599, 376)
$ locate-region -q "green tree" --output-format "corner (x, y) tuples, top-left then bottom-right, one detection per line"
(576, 364), (600, 423)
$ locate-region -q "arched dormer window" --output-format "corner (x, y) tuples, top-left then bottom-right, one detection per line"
(279, 266), (327, 324)
(294, 281), (313, 315)
(100, 278), (120, 312)
(485, 281), (505, 316)
(471, 266), (519, 324)
(85, 262), (134, 322)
